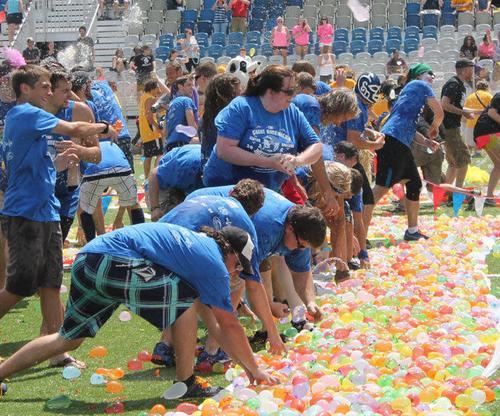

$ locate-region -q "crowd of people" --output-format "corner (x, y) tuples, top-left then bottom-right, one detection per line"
(0, 3), (498, 402)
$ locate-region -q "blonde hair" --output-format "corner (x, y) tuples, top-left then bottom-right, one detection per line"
(308, 161), (352, 203)
(318, 88), (360, 119)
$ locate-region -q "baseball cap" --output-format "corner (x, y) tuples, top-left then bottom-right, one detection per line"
(220, 226), (254, 275)
(455, 59), (475, 69)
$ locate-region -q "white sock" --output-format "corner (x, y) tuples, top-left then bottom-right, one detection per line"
(407, 226), (418, 234)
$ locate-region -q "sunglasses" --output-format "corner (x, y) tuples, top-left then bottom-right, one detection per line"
(293, 229), (306, 250)
(280, 87), (295, 96)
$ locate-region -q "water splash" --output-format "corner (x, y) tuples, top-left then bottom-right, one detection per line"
(57, 43), (93, 72)
(122, 4), (143, 35)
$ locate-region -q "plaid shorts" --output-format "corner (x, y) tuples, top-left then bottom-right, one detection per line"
(60, 253), (198, 340)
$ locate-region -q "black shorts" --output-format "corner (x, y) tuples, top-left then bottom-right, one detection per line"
(60, 253), (198, 339)
(353, 162), (374, 206)
(7, 13), (23, 25)
(165, 141), (186, 153)
(143, 138), (164, 158)
(273, 46), (288, 51)
(116, 137), (134, 173)
(376, 135), (420, 188)
(60, 215), (75, 242)
(1, 216), (63, 297)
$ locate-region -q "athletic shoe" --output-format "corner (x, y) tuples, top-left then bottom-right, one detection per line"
(403, 230), (429, 241)
(0, 381), (7, 396)
(484, 198), (497, 207)
(181, 377), (224, 399)
(291, 319), (307, 332)
(151, 342), (175, 367)
(195, 348), (230, 368)
(348, 258), (361, 270)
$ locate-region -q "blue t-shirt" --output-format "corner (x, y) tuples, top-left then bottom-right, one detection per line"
(83, 140), (130, 176)
(315, 81), (332, 96)
(80, 222), (233, 312)
(90, 81), (130, 140)
(165, 96), (197, 146)
(187, 186), (311, 272)
(381, 80), (435, 148)
(203, 96), (319, 192)
(52, 101), (81, 218)
(321, 95), (368, 160)
(292, 94), (321, 130)
(160, 195), (260, 282)
(156, 144), (202, 193)
(1, 103), (60, 221)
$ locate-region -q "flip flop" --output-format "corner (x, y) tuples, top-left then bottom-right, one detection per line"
(49, 356), (86, 369)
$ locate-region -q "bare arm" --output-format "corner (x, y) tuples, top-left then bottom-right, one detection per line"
(71, 101), (101, 163)
(291, 270), (322, 322)
(185, 108), (197, 129)
(145, 97), (159, 129)
(488, 107), (500, 123)
(441, 95), (473, 117)
(52, 119), (118, 141)
(310, 154), (340, 216)
(427, 96), (445, 139)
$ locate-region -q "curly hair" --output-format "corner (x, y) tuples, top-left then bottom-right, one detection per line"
(307, 161), (352, 202)
(229, 179), (265, 216)
(199, 226), (232, 257)
(200, 73), (240, 139)
(286, 206), (326, 248)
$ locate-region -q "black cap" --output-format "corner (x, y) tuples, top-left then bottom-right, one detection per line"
(455, 59), (475, 69)
(220, 226), (254, 275)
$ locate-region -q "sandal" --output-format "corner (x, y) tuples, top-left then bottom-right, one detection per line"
(49, 355), (86, 369)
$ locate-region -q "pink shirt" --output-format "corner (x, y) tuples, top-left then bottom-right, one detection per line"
(317, 23), (334, 45)
(292, 25), (310, 46)
(478, 42), (495, 58)
(272, 26), (289, 47)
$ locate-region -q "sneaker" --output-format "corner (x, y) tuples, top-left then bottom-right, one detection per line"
(403, 230), (429, 241)
(348, 258), (361, 270)
(195, 348), (230, 368)
(291, 319), (307, 332)
(181, 376), (223, 399)
(151, 342), (175, 367)
(484, 198), (497, 207)
(0, 381), (7, 396)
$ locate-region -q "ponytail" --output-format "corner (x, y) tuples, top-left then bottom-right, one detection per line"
(199, 226), (232, 257)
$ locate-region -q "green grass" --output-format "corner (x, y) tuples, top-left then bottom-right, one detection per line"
(0, 156), (498, 415)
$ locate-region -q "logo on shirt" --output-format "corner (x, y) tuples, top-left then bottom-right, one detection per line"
(245, 126), (294, 172)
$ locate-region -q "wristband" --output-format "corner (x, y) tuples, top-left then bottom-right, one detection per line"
(358, 249), (369, 260)
(100, 121), (109, 135)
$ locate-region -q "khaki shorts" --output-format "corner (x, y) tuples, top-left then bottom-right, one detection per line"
(443, 127), (471, 168)
(411, 142), (444, 185)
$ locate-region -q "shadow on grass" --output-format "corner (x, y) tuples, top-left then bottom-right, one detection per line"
(121, 367), (176, 381)
(0, 340), (32, 357)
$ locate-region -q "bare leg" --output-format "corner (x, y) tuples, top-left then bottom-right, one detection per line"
(485, 147), (500, 198)
(0, 233), (7, 290)
(0, 333), (84, 381)
(0, 289), (22, 319)
(143, 157), (152, 179)
(454, 165), (469, 188)
(372, 185), (389, 204)
(445, 165), (457, 185)
(171, 306), (198, 381)
(362, 204), (375, 242)
(93, 199), (106, 235)
(271, 256), (303, 311)
(112, 206), (126, 230)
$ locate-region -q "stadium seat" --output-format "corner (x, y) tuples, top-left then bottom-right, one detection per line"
(197, 21), (213, 35)
(386, 38), (402, 53)
(334, 28), (349, 42)
(371, 14), (388, 29)
(368, 39), (383, 55)
(406, 3), (421, 15)
(228, 31), (244, 46)
(332, 40), (348, 56)
(207, 44), (224, 59)
(352, 27), (367, 42)
(476, 12), (492, 27)
(249, 19), (264, 31)
(246, 43), (260, 56)
(252, 7), (267, 20)
(164, 21), (179, 35)
(387, 27), (402, 41)
(350, 40), (366, 56)
(166, 10), (181, 22)
(422, 26), (438, 40)
(181, 9), (198, 22)
(186, 0), (201, 9)
(441, 13), (456, 26)
(370, 27), (385, 42)
(225, 44), (241, 57)
(422, 13), (439, 28)
(406, 14), (421, 28)
(211, 32), (226, 46)
(199, 10), (215, 21)
(457, 12), (474, 27)
(261, 44), (274, 57)
(405, 26), (420, 40)
(159, 34), (174, 48)
(404, 38), (419, 54)
(155, 46), (170, 62)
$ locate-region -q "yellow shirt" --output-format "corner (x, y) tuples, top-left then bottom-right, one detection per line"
(451, 0), (474, 12)
(464, 90), (492, 128)
(138, 92), (162, 143)
(371, 97), (390, 118)
(330, 78), (356, 90)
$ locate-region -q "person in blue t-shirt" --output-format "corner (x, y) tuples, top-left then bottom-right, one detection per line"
(0, 65), (118, 368)
(321, 73), (385, 260)
(0, 223), (278, 398)
(165, 75), (198, 152)
(203, 66), (326, 205)
(43, 70), (101, 242)
(152, 179), (285, 368)
(375, 63), (444, 242)
(148, 144), (203, 221)
(187, 184), (327, 323)
(290, 60), (331, 96)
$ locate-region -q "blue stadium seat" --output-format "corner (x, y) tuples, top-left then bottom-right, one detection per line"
(228, 31), (244, 46)
(195, 32), (209, 47)
(197, 20), (213, 35)
(386, 38), (402, 53)
(199, 10), (215, 22)
(211, 32), (226, 46)
(198, 46), (207, 57)
(313, 42), (321, 55)
(441, 12), (456, 26)
(368, 39), (383, 55)
(180, 21), (195, 33)
(225, 44), (241, 57)
(261, 44), (274, 57)
(249, 19), (264, 32)
(370, 27), (384, 42)
(422, 13), (439, 27)
(252, 7), (267, 20)
(246, 43), (260, 55)
(405, 26), (420, 40)
(442, 0), (453, 12)
(352, 27), (367, 42)
(207, 44), (224, 59)
(287, 0), (302, 6)
(404, 38), (419, 54)
(406, 3), (421, 15)
(406, 14), (421, 28)
(254, 0), (268, 8)
(182, 9), (198, 22)
(265, 18), (276, 31)
(155, 46), (170, 62)
(203, 0), (216, 9)
(350, 40), (366, 56)
(334, 28), (349, 42)
(333, 40), (348, 56)
(159, 34), (174, 48)
(246, 31), (261, 45)
(387, 27), (402, 41)
(422, 25), (438, 40)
